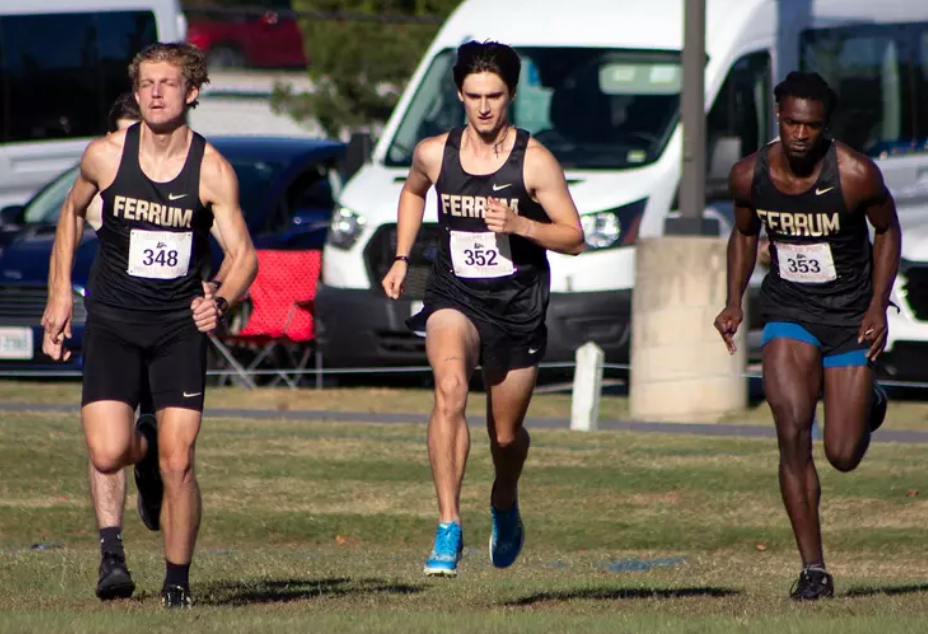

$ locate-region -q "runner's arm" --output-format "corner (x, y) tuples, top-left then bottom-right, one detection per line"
(861, 162), (901, 310)
(394, 138), (440, 259)
(48, 144), (101, 298)
(201, 150), (258, 308)
(725, 158), (761, 309)
(521, 143), (584, 255)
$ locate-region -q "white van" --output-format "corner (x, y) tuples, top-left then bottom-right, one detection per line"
(0, 0), (186, 212)
(316, 0), (928, 370)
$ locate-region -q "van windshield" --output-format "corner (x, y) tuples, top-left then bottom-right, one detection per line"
(385, 47), (682, 170)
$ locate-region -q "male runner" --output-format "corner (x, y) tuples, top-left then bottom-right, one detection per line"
(713, 71), (900, 600)
(42, 43), (258, 608)
(381, 40), (584, 577)
(52, 91), (233, 601)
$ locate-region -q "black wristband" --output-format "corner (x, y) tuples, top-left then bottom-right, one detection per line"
(395, 255), (410, 264)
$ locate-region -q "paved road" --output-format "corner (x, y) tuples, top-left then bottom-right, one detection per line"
(3, 402), (925, 444)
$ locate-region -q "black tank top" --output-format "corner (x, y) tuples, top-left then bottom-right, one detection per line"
(87, 123), (214, 313)
(425, 126), (551, 336)
(752, 140), (872, 327)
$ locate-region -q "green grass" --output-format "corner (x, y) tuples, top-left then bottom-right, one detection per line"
(2, 392), (928, 632)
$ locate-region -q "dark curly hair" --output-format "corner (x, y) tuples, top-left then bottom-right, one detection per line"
(774, 71), (837, 121)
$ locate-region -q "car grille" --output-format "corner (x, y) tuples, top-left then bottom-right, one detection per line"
(903, 266), (928, 321)
(0, 285), (88, 326)
(363, 223), (442, 299)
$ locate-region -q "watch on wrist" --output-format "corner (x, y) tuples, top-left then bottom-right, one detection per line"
(215, 296), (229, 317)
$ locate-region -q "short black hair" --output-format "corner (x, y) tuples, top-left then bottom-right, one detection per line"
(107, 92), (139, 132)
(452, 40), (521, 94)
(774, 71), (837, 119)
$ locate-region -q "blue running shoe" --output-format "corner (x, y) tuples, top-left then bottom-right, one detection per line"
(423, 522), (463, 577)
(489, 496), (524, 569)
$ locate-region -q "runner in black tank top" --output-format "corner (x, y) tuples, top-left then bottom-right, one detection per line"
(713, 72), (901, 601)
(408, 125), (551, 369)
(90, 122), (213, 313)
(381, 41), (585, 578)
(41, 43), (258, 609)
(753, 139), (872, 330)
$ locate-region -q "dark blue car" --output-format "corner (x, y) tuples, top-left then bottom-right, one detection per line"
(0, 135), (345, 371)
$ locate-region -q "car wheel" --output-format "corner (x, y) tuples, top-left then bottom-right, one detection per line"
(209, 45), (246, 69)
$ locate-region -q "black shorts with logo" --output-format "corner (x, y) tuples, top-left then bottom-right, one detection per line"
(81, 302), (207, 412)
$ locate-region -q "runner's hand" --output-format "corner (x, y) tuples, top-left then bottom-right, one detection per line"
(485, 197), (525, 235)
(191, 281), (219, 333)
(41, 291), (73, 361)
(858, 304), (888, 361)
(713, 305), (743, 355)
(382, 260), (408, 300)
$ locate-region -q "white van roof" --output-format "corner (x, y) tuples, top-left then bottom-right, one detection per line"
(433, 0), (928, 55)
(0, 0), (182, 14)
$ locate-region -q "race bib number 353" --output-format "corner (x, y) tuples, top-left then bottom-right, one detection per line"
(449, 231), (515, 279)
(127, 229), (192, 280)
(776, 242), (837, 284)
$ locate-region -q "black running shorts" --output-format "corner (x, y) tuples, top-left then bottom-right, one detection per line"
(81, 303), (208, 412)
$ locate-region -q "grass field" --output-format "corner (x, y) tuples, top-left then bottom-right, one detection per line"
(1, 384), (928, 632)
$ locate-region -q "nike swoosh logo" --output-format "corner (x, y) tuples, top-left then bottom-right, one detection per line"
(528, 348), (539, 355)
(168, 193), (187, 201)
(183, 391), (202, 398)
(492, 183), (512, 192)
(815, 187), (834, 196)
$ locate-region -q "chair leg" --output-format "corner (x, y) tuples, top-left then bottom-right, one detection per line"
(208, 335), (257, 389)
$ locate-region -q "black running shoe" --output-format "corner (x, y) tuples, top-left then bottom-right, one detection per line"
(134, 414), (162, 532)
(95, 550), (135, 601)
(161, 584), (194, 609)
(790, 567), (834, 601)
(870, 382), (888, 433)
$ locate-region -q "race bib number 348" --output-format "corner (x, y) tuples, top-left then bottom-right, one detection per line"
(449, 231), (515, 279)
(776, 242), (837, 284)
(127, 229), (192, 280)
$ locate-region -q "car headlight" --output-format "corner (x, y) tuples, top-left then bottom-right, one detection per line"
(327, 206), (367, 250)
(580, 199), (646, 251)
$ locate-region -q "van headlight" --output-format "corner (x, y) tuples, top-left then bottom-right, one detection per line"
(580, 198), (646, 251)
(328, 206), (367, 250)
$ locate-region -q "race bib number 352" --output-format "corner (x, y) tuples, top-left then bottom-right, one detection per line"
(449, 231), (515, 279)
(776, 242), (837, 284)
(127, 229), (192, 280)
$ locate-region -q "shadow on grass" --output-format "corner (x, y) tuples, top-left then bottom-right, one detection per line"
(199, 576), (424, 606)
(506, 586), (740, 606)
(845, 584), (928, 598)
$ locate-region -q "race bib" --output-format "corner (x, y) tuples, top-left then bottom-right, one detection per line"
(449, 231), (515, 279)
(127, 229), (192, 280)
(776, 242), (836, 284)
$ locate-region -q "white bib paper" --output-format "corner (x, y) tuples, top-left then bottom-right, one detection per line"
(776, 242), (836, 284)
(449, 230), (515, 279)
(127, 229), (192, 280)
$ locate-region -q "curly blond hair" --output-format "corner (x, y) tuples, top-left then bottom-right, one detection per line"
(128, 42), (210, 109)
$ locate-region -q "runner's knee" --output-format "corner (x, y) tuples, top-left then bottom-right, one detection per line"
(824, 438), (863, 473)
(434, 374), (468, 419)
(87, 442), (130, 475)
(159, 444), (195, 488)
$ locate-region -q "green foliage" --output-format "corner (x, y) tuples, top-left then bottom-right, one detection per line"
(272, 0), (460, 138)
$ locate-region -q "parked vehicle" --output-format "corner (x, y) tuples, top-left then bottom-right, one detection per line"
(315, 0), (928, 372)
(0, 0), (186, 211)
(185, 1), (307, 69)
(0, 136), (345, 370)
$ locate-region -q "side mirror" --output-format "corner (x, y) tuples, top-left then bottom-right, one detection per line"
(0, 205), (25, 226)
(341, 131), (372, 181)
(706, 136), (742, 200)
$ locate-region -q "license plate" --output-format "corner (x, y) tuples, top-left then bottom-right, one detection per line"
(410, 300), (424, 317)
(0, 327), (33, 360)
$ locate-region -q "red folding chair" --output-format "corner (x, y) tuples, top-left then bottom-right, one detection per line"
(210, 249), (322, 389)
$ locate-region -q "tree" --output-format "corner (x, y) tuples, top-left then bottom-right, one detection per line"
(272, 0), (460, 139)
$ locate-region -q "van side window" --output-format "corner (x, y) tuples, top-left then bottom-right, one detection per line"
(706, 51), (772, 165)
(0, 11), (157, 143)
(801, 24), (915, 157)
